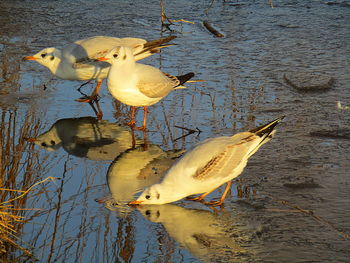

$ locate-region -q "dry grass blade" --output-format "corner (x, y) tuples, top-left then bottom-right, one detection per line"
(169, 19), (195, 24)
(0, 108), (50, 260)
(1, 177), (58, 205)
(0, 177), (57, 259)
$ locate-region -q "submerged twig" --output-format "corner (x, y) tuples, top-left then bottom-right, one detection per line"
(173, 125), (201, 141)
(203, 20), (224, 38)
(275, 199), (350, 241)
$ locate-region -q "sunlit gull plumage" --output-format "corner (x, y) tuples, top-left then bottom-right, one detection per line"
(129, 116), (284, 206)
(97, 46), (194, 130)
(23, 35), (176, 103)
(106, 144), (184, 212)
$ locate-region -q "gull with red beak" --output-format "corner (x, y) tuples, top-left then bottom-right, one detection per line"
(23, 35), (177, 103)
(97, 46), (194, 131)
(128, 117), (284, 206)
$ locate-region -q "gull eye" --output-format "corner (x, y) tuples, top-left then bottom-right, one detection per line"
(145, 195), (151, 200)
(113, 53), (118, 58)
(41, 53), (46, 58)
(145, 210), (151, 216)
(50, 140), (56, 145)
(41, 142), (47, 147)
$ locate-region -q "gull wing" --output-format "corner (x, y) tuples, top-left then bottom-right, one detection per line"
(191, 133), (259, 181)
(137, 65), (180, 98)
(62, 36), (146, 68)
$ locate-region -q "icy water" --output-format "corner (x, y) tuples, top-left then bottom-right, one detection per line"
(1, 0), (350, 262)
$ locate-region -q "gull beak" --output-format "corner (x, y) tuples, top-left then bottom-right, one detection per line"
(128, 200), (143, 206)
(96, 57), (109, 62)
(23, 56), (37, 61)
(26, 137), (38, 142)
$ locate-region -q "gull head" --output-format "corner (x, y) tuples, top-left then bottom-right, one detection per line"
(128, 184), (169, 205)
(23, 47), (60, 70)
(27, 130), (62, 152)
(129, 183), (186, 205)
(96, 46), (135, 65)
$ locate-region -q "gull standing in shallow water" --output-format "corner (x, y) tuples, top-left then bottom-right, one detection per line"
(129, 116), (284, 206)
(97, 46), (194, 130)
(23, 35), (177, 103)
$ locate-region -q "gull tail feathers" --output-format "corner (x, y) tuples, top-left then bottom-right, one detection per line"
(176, 72), (195, 86)
(247, 116), (284, 157)
(250, 116), (285, 137)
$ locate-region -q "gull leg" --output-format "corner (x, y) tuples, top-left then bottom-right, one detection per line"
(76, 80), (102, 103)
(130, 127), (136, 148)
(186, 186), (219, 202)
(87, 100), (103, 120)
(77, 80), (92, 94)
(142, 129), (149, 151)
(127, 106), (137, 127)
(135, 106), (148, 131)
(93, 99), (103, 120)
(205, 181), (232, 207)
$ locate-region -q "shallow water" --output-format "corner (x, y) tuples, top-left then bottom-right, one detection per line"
(1, 0), (350, 262)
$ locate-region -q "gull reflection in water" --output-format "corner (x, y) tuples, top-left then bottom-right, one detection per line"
(137, 204), (245, 262)
(30, 116), (136, 160)
(106, 145), (184, 213)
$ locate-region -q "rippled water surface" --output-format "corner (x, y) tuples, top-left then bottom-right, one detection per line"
(1, 0), (350, 262)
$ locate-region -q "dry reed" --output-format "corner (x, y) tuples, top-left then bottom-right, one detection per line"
(0, 109), (46, 260)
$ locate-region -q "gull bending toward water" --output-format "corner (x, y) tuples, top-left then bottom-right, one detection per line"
(97, 46), (194, 131)
(129, 116), (284, 206)
(106, 144), (184, 213)
(23, 35), (176, 103)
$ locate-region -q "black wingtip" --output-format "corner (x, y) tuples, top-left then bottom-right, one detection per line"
(176, 72), (195, 85)
(250, 116), (285, 137)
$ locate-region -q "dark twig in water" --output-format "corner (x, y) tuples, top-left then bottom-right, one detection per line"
(173, 125), (201, 141)
(203, 20), (224, 38)
(275, 199), (350, 241)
